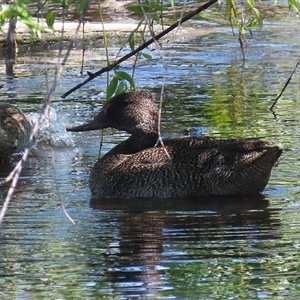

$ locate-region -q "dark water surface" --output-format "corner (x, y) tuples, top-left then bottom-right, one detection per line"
(1, 11), (300, 300)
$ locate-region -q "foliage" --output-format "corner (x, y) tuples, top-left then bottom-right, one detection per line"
(278, 0), (299, 13)
(105, 0), (163, 99)
(105, 20), (153, 99)
(1, 0), (299, 43)
(225, 0), (299, 54)
(0, 1), (47, 37)
(0, 0), (299, 97)
(0, 0), (88, 37)
(226, 0), (263, 34)
(107, 69), (136, 100)
(126, 0), (165, 21)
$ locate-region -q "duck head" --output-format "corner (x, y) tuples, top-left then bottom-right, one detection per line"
(67, 91), (159, 136)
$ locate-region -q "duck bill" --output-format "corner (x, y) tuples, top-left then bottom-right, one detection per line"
(66, 110), (110, 132)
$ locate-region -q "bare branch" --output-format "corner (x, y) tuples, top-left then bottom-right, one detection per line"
(270, 60), (300, 111)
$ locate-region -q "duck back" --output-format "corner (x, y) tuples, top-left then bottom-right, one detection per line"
(89, 136), (282, 198)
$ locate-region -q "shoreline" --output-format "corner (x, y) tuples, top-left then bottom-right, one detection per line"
(0, 19), (224, 53)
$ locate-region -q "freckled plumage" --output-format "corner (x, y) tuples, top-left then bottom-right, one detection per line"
(67, 91), (282, 198)
(0, 103), (33, 161)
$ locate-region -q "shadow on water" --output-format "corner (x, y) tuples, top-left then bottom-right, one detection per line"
(89, 195), (281, 298)
(90, 194), (270, 211)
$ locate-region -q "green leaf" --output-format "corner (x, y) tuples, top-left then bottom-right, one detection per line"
(240, 25), (247, 35)
(252, 7), (263, 28)
(76, 0), (88, 14)
(151, 14), (161, 22)
(116, 71), (135, 88)
(246, 0), (254, 7)
(106, 76), (118, 100)
(0, 6), (15, 24)
(226, 0), (237, 24)
(225, 0), (233, 14)
(115, 81), (128, 96)
(128, 32), (135, 51)
(289, 0), (299, 13)
(45, 10), (55, 28)
(246, 17), (257, 28)
(140, 52), (152, 60)
(152, 3), (165, 11)
(126, 5), (143, 15)
(16, 5), (31, 19)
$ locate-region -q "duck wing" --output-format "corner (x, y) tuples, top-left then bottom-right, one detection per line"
(98, 136), (281, 198)
(168, 136), (281, 167)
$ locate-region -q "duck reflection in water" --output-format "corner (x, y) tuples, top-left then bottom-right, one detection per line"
(67, 91), (282, 198)
(90, 196), (281, 298)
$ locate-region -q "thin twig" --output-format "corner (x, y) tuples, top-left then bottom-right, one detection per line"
(98, 131), (104, 160)
(97, 0), (110, 93)
(137, 1), (166, 71)
(270, 60), (300, 111)
(61, 0), (218, 98)
(80, 19), (86, 76)
(156, 86), (171, 160)
(51, 150), (76, 224)
(0, 149), (29, 224)
(138, 0), (171, 159)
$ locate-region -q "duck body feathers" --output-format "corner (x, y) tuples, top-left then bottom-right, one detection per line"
(89, 136), (281, 198)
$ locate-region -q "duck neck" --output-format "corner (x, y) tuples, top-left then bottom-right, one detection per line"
(106, 132), (158, 156)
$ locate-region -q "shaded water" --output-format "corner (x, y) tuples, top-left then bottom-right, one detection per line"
(1, 11), (300, 300)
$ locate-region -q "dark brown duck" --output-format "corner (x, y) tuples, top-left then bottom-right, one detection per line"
(67, 91), (282, 198)
(0, 103), (33, 161)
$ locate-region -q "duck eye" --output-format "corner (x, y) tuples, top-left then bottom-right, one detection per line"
(122, 100), (131, 107)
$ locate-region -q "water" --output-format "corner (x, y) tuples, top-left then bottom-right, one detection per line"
(1, 7), (300, 299)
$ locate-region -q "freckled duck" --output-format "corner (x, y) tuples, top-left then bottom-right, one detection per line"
(0, 103), (33, 161)
(67, 91), (282, 198)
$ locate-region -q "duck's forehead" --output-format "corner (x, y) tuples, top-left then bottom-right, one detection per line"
(107, 92), (156, 108)
(103, 97), (124, 113)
